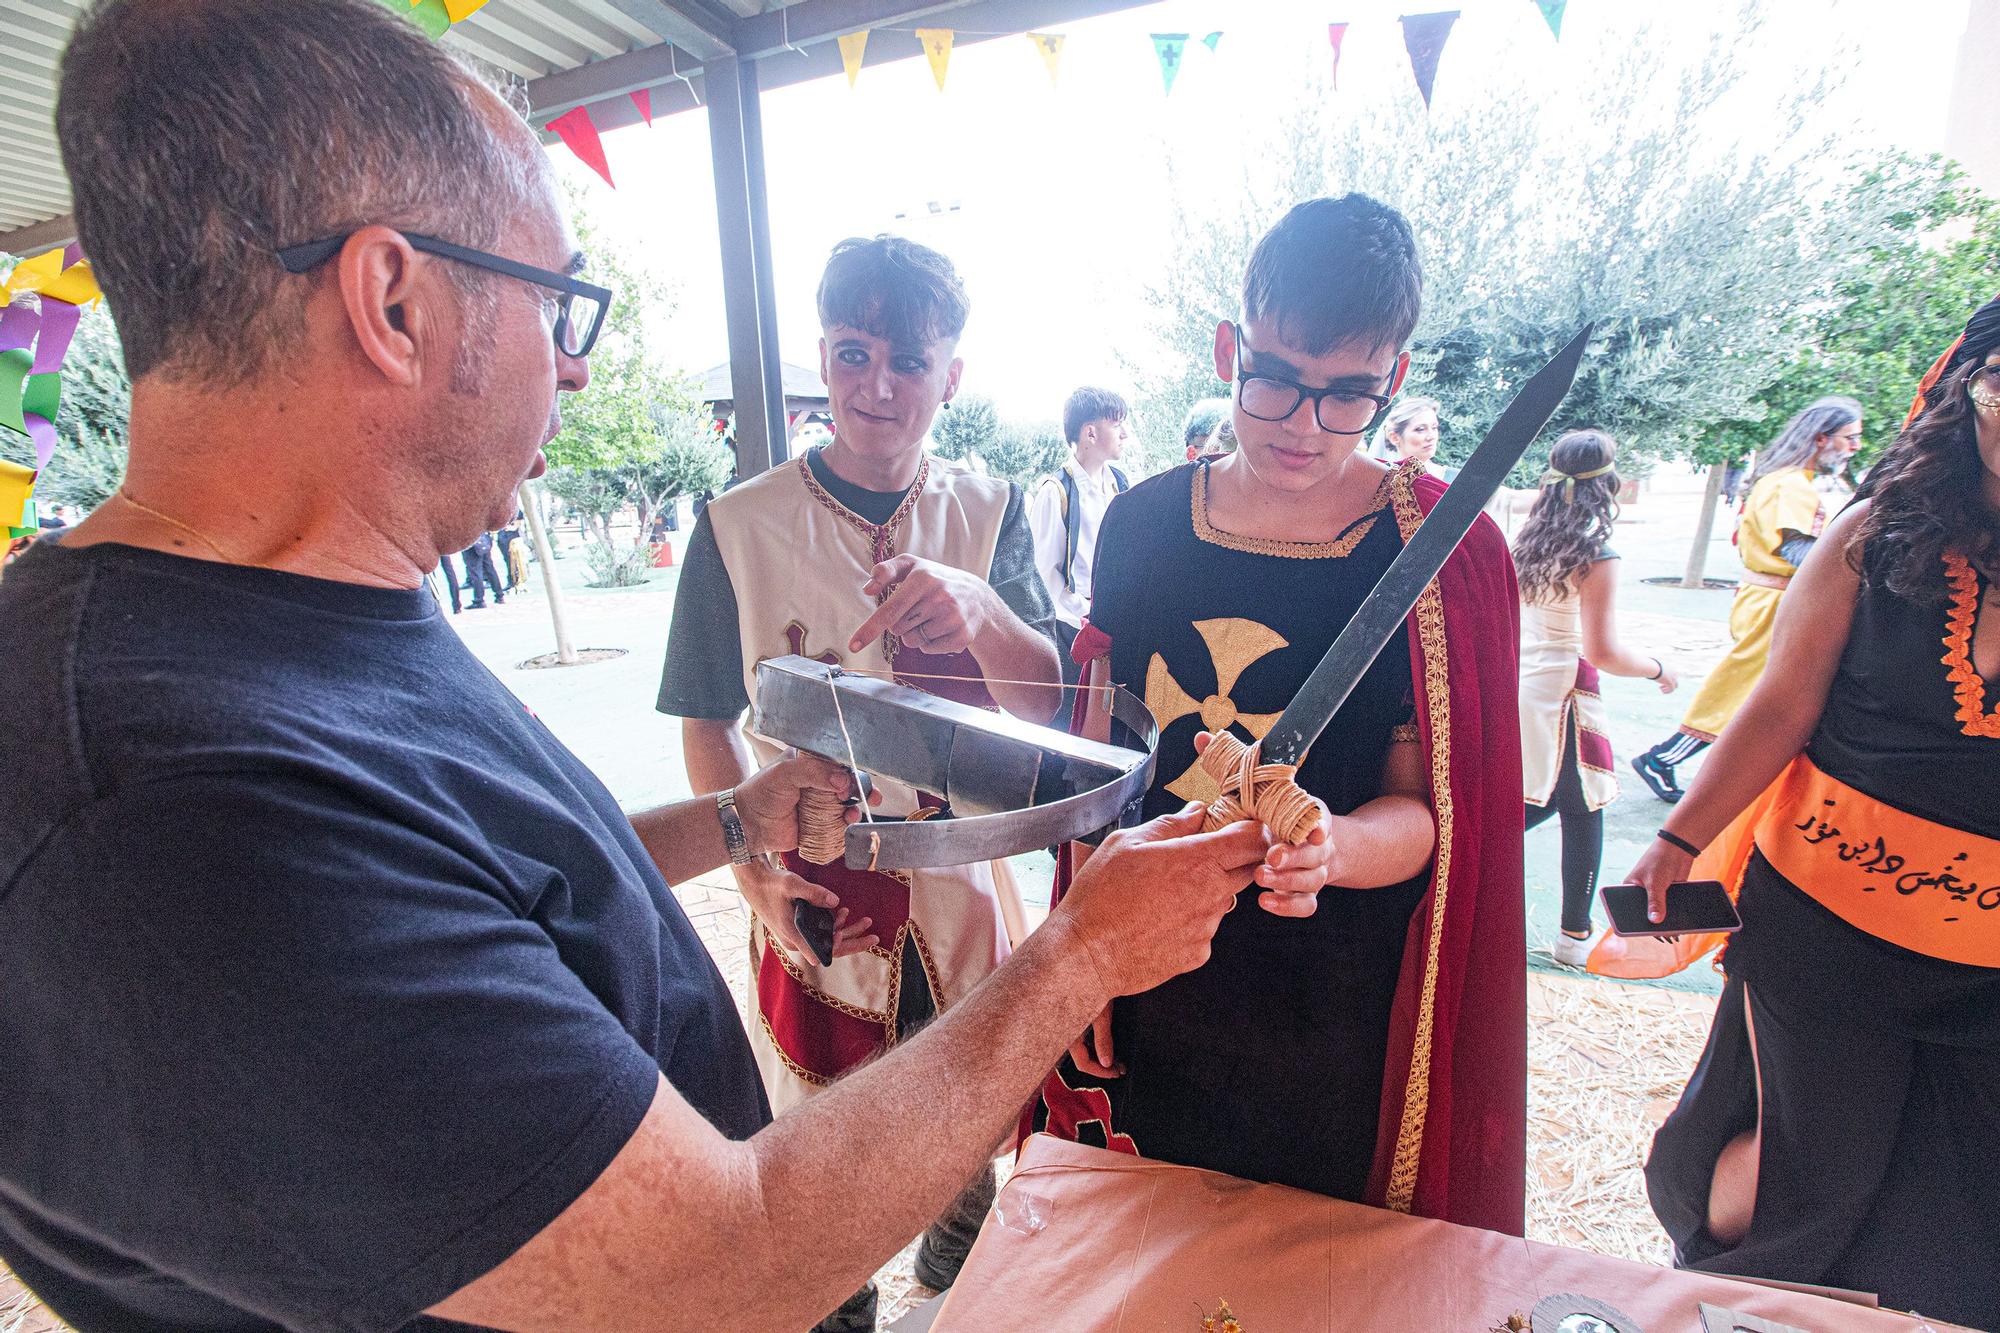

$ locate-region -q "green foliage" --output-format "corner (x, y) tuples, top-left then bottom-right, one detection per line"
(979, 419), (1067, 490)
(0, 290), (132, 511)
(540, 463), (627, 544)
(1129, 5), (1905, 486)
(629, 397), (732, 537)
(581, 538), (656, 588)
(929, 393), (1001, 462)
(1701, 155), (2000, 469)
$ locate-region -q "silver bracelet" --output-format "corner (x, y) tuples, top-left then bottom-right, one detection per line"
(715, 789), (753, 866)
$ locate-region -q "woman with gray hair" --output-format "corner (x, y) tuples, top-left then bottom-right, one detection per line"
(1632, 396), (1863, 801)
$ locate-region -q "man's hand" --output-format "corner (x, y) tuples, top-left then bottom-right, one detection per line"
(734, 857), (878, 961)
(850, 554), (1001, 657)
(1055, 803), (1266, 998)
(1190, 730), (1339, 918)
(734, 750), (878, 858)
(1624, 836), (1697, 926)
(1068, 1005), (1122, 1078)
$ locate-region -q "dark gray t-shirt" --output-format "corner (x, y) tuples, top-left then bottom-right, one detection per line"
(0, 540), (766, 1333)
(657, 449), (1056, 720)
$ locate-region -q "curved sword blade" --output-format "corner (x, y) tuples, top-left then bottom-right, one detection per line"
(1260, 323), (1594, 768)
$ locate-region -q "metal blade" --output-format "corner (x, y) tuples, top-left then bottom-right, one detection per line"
(1260, 323), (1593, 767)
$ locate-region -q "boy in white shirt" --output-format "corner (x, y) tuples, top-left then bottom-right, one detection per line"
(1028, 386), (1132, 683)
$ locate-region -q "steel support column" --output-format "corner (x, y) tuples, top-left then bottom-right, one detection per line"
(738, 62), (792, 470)
(704, 54), (788, 479)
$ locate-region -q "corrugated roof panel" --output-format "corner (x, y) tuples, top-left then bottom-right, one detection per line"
(0, 0), (79, 244)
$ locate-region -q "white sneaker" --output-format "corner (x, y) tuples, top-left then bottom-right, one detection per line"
(1550, 934), (1594, 968)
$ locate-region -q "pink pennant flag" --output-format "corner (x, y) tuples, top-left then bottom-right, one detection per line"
(1328, 23), (1349, 89)
(630, 89), (653, 126)
(547, 106), (614, 188)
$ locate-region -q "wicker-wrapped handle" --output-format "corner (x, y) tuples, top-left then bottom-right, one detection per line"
(1196, 730), (1323, 843)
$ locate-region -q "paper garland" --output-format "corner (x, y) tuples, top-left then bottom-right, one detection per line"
(1152, 33), (1188, 95)
(547, 106), (614, 188)
(838, 31), (869, 88)
(1328, 22), (1349, 89)
(1028, 32), (1065, 87)
(916, 28), (955, 91)
(376, 0), (487, 38)
(1401, 11), (1460, 109)
(0, 245), (101, 535)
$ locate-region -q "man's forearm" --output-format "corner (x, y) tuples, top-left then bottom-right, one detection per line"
(734, 915), (1105, 1326)
(973, 609), (1063, 723)
(622, 718), (760, 887)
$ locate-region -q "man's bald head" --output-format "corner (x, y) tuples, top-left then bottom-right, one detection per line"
(57, 0), (541, 385)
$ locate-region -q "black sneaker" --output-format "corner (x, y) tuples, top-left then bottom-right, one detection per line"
(1631, 751), (1683, 803)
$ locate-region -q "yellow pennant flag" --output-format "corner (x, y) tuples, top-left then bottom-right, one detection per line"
(838, 31), (868, 88)
(1027, 32), (1065, 86)
(915, 28), (954, 91)
(443, 0), (489, 19)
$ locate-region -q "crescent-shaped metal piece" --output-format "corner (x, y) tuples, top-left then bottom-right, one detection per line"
(750, 655), (1160, 870)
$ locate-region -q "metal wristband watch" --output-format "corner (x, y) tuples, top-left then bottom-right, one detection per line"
(716, 789), (753, 866)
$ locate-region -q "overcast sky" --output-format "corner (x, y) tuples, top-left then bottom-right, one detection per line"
(554, 0), (1976, 421)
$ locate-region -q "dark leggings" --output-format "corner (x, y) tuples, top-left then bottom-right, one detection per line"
(1525, 714), (1604, 936)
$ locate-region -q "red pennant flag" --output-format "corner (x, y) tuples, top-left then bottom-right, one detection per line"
(1401, 11), (1460, 109)
(547, 106), (614, 188)
(1327, 23), (1349, 89)
(630, 89), (653, 126)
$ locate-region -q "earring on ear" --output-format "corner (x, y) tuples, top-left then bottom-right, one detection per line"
(941, 399), (952, 411)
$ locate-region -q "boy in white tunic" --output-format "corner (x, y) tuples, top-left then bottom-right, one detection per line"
(658, 235), (1060, 1329)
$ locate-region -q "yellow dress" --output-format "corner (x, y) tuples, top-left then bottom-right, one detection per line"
(1677, 467), (1825, 741)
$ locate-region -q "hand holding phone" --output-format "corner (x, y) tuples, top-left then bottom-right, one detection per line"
(1601, 879), (1741, 938)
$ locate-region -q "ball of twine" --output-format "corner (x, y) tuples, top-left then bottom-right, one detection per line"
(796, 788), (849, 865)
(1197, 730), (1323, 844)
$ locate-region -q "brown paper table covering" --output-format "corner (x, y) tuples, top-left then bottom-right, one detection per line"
(931, 1136), (1968, 1332)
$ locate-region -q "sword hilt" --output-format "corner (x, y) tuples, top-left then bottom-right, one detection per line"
(1196, 731), (1322, 844)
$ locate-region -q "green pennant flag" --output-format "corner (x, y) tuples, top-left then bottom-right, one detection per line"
(1152, 33), (1189, 95)
(1202, 31), (1223, 52)
(1536, 0), (1567, 39)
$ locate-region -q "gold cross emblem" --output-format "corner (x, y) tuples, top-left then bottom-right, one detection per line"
(1145, 617), (1289, 804)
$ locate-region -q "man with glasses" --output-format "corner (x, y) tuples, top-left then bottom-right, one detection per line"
(0, 3), (1275, 1330)
(1038, 196), (1530, 1234)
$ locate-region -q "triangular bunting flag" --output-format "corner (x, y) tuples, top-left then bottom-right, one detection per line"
(397, 0), (451, 39)
(1535, 0), (1566, 39)
(1027, 32), (1065, 87)
(1327, 22), (1349, 89)
(838, 31), (869, 88)
(442, 0), (489, 19)
(915, 29), (954, 92)
(546, 106), (614, 188)
(1152, 33), (1189, 95)
(1202, 31), (1223, 52)
(630, 89), (653, 126)
(1401, 11), (1460, 109)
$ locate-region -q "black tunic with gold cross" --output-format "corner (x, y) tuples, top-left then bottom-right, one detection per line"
(1039, 459), (1427, 1202)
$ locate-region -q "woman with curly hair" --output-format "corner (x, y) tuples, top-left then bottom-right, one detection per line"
(1631, 396), (1863, 801)
(1615, 299), (2000, 1327)
(1514, 430), (1679, 966)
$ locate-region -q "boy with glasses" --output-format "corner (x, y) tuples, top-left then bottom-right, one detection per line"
(1038, 196), (1530, 1233)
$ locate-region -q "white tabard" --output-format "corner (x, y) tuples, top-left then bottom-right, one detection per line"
(707, 452), (1030, 1113)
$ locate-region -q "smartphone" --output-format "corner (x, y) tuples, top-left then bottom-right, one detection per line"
(1600, 879), (1741, 937)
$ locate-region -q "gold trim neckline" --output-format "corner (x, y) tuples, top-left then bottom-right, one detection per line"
(1189, 461), (1399, 559)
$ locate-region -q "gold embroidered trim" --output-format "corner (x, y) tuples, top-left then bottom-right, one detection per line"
(758, 1011), (834, 1088)
(764, 928), (896, 1028)
(1384, 463), (1453, 1214)
(1942, 552), (2000, 739)
(795, 451), (930, 547)
(1189, 463), (1392, 558)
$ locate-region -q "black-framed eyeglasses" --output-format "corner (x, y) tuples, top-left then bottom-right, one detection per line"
(1230, 321), (1395, 436)
(276, 231), (614, 359)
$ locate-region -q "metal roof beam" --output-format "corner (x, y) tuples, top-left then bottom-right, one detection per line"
(526, 40), (711, 119)
(730, 0), (968, 62)
(600, 0), (735, 62)
(0, 213), (75, 257)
